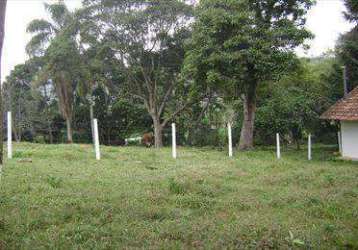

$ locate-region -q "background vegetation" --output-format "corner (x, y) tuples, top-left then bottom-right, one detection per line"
(2, 0), (358, 149)
(1, 1), (358, 248)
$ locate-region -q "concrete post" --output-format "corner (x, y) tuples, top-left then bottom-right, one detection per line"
(93, 119), (100, 160)
(276, 133), (281, 159)
(7, 111), (12, 159)
(228, 122), (233, 157)
(308, 133), (312, 161)
(172, 123), (177, 159)
(338, 131), (342, 155)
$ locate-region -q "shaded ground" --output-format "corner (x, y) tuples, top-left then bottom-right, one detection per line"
(0, 143), (357, 249)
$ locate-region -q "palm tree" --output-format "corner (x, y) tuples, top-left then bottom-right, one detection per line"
(26, 1), (79, 143)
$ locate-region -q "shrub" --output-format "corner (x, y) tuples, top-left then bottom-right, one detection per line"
(168, 178), (187, 195)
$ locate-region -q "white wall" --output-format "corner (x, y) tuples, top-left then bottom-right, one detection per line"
(341, 121), (358, 160)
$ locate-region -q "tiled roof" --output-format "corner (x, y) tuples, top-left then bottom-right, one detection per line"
(321, 86), (358, 121)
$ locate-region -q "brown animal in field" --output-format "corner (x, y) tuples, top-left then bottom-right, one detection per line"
(142, 133), (154, 147)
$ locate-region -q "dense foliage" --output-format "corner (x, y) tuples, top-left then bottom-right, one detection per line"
(184, 0), (313, 149)
(337, 0), (358, 91)
(2, 0), (356, 149)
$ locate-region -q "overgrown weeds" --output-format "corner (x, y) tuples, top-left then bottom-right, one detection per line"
(0, 143), (357, 249)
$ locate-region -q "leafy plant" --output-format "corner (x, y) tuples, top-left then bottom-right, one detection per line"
(287, 231), (305, 247)
(46, 175), (63, 189)
(168, 178), (187, 195)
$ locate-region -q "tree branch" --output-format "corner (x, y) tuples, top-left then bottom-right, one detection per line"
(158, 80), (176, 116)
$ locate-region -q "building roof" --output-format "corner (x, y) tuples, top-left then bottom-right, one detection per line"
(321, 86), (358, 121)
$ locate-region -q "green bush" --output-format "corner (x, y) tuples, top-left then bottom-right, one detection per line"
(33, 135), (46, 144)
(168, 178), (188, 195)
(46, 175), (63, 189)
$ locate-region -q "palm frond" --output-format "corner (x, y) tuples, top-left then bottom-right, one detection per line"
(26, 32), (52, 56)
(26, 19), (55, 34)
(32, 64), (51, 88)
(44, 2), (70, 29)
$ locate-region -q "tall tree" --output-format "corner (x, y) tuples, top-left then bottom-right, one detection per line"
(185, 0), (313, 150)
(343, 0), (358, 23)
(26, 2), (80, 143)
(3, 63), (36, 142)
(337, 0), (358, 90)
(76, 40), (123, 143)
(0, 0), (7, 165)
(82, 0), (194, 148)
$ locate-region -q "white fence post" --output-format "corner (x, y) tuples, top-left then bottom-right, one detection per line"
(7, 111), (12, 159)
(337, 131), (342, 155)
(172, 123), (177, 159)
(276, 133), (281, 159)
(93, 119), (101, 160)
(308, 133), (312, 160)
(228, 122), (233, 157)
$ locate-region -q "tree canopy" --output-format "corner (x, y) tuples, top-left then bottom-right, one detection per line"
(185, 0), (313, 150)
(2, 0), (356, 151)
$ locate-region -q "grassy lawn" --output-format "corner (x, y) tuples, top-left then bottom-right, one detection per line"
(0, 143), (357, 249)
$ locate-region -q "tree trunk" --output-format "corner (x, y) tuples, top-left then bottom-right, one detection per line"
(0, 85), (3, 165)
(153, 116), (163, 148)
(15, 88), (21, 142)
(89, 104), (94, 142)
(48, 121), (53, 144)
(107, 128), (111, 145)
(13, 125), (19, 142)
(66, 118), (73, 143)
(0, 0), (6, 165)
(239, 89), (257, 150)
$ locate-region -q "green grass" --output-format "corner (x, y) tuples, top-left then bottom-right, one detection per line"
(0, 143), (357, 249)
